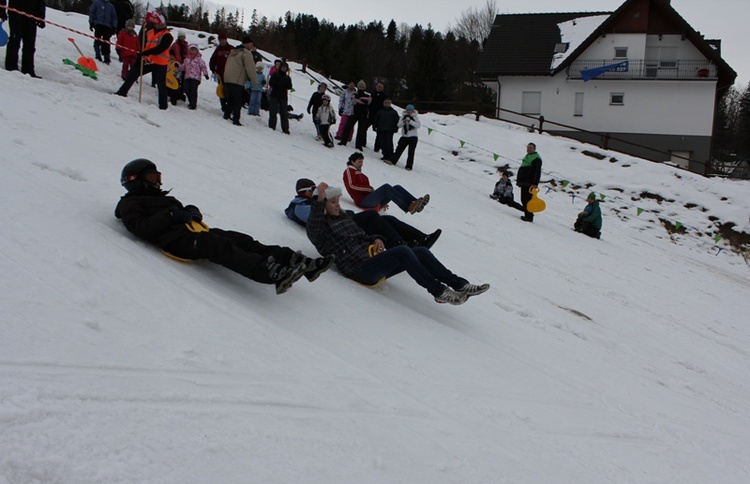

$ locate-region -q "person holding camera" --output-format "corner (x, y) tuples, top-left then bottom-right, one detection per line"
(388, 104), (421, 171)
(2, 0), (46, 78)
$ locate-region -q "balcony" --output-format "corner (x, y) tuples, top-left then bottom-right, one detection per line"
(566, 59), (717, 80)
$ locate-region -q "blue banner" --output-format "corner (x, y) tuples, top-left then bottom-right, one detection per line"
(581, 61), (629, 82)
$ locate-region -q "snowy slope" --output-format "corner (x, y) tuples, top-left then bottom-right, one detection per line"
(1, 9), (750, 483)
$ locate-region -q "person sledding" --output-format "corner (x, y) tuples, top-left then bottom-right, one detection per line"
(306, 183), (489, 305)
(115, 159), (333, 294)
(490, 169), (526, 212)
(574, 192), (602, 239)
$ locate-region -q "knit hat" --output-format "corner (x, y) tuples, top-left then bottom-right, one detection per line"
(357, 79), (366, 90)
(126, 19), (136, 28)
(218, 32), (227, 40)
(324, 186), (342, 199)
(383, 98), (392, 105)
(295, 178), (316, 194)
(587, 192), (597, 201)
(242, 36), (254, 45)
(177, 30), (187, 39)
(256, 61), (264, 70)
(405, 104), (415, 111)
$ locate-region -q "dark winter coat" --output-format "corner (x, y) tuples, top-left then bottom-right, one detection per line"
(352, 89), (371, 119)
(268, 70), (292, 100)
(493, 178), (515, 199)
(516, 152), (542, 187)
(115, 188), (192, 248)
(1, 0), (46, 22)
(307, 90), (324, 116)
(373, 106), (399, 133)
(306, 199), (378, 278)
(581, 200), (602, 230)
(209, 43), (233, 76)
(368, 90), (388, 121)
(111, 0), (134, 31)
(89, 0), (118, 30)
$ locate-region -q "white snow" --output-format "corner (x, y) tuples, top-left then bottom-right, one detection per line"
(551, 14), (610, 70)
(2, 9), (750, 483)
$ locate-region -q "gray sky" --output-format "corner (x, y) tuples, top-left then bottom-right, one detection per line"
(217, 0), (748, 85)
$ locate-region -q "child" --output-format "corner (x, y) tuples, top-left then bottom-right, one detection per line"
(116, 20), (140, 81)
(491, 170), (525, 212)
(179, 43), (209, 110)
(246, 61), (265, 116)
(574, 192), (602, 239)
(315, 94), (337, 147)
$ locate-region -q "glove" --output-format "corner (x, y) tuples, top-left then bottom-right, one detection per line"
(171, 209), (193, 224)
(89, 24), (94, 32)
(204, 74), (209, 80)
(183, 205), (203, 222)
(37, 21), (46, 29)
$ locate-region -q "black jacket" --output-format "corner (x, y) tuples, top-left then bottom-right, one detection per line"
(115, 188), (191, 248)
(516, 153), (542, 187)
(268, 71), (292, 100)
(307, 90), (324, 115)
(1, 0), (46, 22)
(373, 106), (399, 132)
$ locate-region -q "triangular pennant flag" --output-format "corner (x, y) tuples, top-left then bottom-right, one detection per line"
(427, 128), (433, 135)
(675, 221), (683, 230)
(309, 79), (314, 85)
(459, 140), (465, 148)
(493, 153), (499, 161)
(290, 87), (296, 92)
(637, 208), (644, 216)
(714, 235), (722, 243)
(599, 194), (606, 201)
(561, 180), (569, 188)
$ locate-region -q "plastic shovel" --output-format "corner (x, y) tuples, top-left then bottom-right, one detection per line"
(67, 37), (98, 71)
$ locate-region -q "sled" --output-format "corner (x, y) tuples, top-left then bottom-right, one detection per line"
(353, 244), (387, 287)
(166, 60), (180, 90)
(0, 20), (8, 48)
(216, 76), (225, 99)
(161, 220), (210, 262)
(62, 58), (98, 80)
(526, 187), (546, 213)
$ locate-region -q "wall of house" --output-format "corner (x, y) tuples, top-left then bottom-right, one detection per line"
(579, 33), (705, 60)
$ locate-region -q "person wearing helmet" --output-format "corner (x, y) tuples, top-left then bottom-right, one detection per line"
(115, 159), (334, 294)
(314, 94), (337, 147)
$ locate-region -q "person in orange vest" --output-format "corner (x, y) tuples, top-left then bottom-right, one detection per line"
(114, 16), (173, 110)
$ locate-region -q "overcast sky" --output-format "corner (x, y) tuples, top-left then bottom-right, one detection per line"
(215, 0), (748, 85)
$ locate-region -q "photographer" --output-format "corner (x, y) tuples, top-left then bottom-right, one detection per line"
(388, 104), (421, 171)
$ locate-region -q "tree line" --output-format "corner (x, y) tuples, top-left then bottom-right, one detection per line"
(713, 82), (750, 174)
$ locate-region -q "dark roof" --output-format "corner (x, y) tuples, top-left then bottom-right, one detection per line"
(477, 0), (736, 87)
(476, 12), (610, 77)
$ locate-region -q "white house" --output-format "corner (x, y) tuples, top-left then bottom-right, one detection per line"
(476, 0), (736, 174)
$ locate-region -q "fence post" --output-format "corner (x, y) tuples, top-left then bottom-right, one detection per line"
(602, 133), (610, 150)
(538, 115), (545, 133)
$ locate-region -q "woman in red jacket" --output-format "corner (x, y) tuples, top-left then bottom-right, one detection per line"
(342, 152), (429, 214)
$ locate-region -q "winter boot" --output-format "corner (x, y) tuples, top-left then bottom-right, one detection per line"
(266, 255), (307, 294)
(434, 287), (468, 305)
(303, 255), (335, 282)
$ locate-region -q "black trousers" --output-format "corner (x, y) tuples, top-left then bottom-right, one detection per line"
(163, 228), (296, 284)
(224, 83), (245, 124)
(574, 219), (601, 239)
(319, 124), (333, 145)
(93, 24), (113, 62)
(5, 16), (38, 75)
(393, 137), (418, 169)
(268, 97), (289, 133)
(183, 78), (199, 109)
(520, 187), (533, 220)
(117, 62), (168, 109)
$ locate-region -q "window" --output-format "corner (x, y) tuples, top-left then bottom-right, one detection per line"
(574, 92), (584, 116)
(521, 91), (542, 115)
(610, 92), (624, 105)
(614, 47), (628, 59)
(554, 43), (569, 54)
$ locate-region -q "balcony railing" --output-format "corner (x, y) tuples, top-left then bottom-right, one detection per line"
(566, 59), (717, 80)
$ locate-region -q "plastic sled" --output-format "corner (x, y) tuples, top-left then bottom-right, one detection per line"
(526, 187), (546, 213)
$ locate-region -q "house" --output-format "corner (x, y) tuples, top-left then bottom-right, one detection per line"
(475, 0), (736, 174)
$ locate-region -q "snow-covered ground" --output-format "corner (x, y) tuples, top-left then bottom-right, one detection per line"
(1, 9), (749, 483)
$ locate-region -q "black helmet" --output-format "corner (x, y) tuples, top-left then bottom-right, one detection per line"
(121, 158), (159, 191)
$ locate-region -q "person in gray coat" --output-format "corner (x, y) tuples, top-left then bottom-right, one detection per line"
(222, 36), (260, 126)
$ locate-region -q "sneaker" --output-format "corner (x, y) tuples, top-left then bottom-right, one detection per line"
(315, 136), (322, 141)
(459, 282), (490, 297)
(420, 229), (442, 249)
(408, 194), (430, 214)
(435, 287), (468, 305)
(267, 255), (307, 294)
(304, 255), (335, 282)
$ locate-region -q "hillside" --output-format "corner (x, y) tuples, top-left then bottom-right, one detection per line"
(1, 9), (749, 483)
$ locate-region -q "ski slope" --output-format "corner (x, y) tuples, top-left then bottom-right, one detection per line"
(1, 9), (749, 483)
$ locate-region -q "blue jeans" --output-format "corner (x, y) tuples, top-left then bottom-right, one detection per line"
(353, 246), (467, 296)
(248, 90), (262, 115)
(360, 184), (416, 213)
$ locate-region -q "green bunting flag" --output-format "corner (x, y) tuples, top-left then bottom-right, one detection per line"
(309, 79), (315, 85)
(599, 194), (606, 201)
(714, 235), (722, 243)
(493, 153), (499, 161)
(459, 140), (465, 148)
(561, 180), (569, 188)
(637, 208), (644, 216)
(675, 222), (683, 230)
(290, 87), (296, 92)
(427, 128), (433, 135)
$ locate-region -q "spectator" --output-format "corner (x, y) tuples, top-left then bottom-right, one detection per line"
(268, 60), (292, 134)
(115, 20), (139, 80)
(516, 142), (543, 222)
(179, 43), (209, 110)
(307, 82), (328, 140)
(246, 61), (265, 116)
(343, 152), (429, 215)
(209, 32), (233, 113)
(306, 183), (488, 305)
(373, 99), (399, 163)
(110, 0), (134, 32)
(115, 159), (334, 294)
(574, 193), (602, 239)
(338, 79), (371, 150)
(89, 0), (118, 65)
(222, 35), (260, 126)
(490, 170), (526, 212)
(335, 81), (356, 142)
(387, 104), (421, 171)
(368, 82), (387, 152)
(315, 94), (337, 147)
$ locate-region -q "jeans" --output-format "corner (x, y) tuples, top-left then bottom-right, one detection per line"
(360, 184), (417, 213)
(352, 211), (426, 248)
(248, 90), (262, 115)
(353, 246), (467, 296)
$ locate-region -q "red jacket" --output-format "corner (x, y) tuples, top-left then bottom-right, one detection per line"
(170, 38), (188, 63)
(209, 43), (233, 76)
(116, 28), (140, 58)
(343, 166), (373, 207)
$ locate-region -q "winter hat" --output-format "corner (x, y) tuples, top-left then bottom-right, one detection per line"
(587, 192), (597, 201)
(347, 152), (364, 165)
(218, 32), (227, 40)
(502, 170), (513, 177)
(177, 30), (187, 39)
(242, 36), (254, 45)
(125, 19), (136, 28)
(383, 98), (392, 105)
(357, 79), (366, 90)
(256, 61), (264, 70)
(188, 43), (199, 52)
(405, 104), (415, 111)
(323, 186), (342, 200)
(295, 178), (316, 194)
